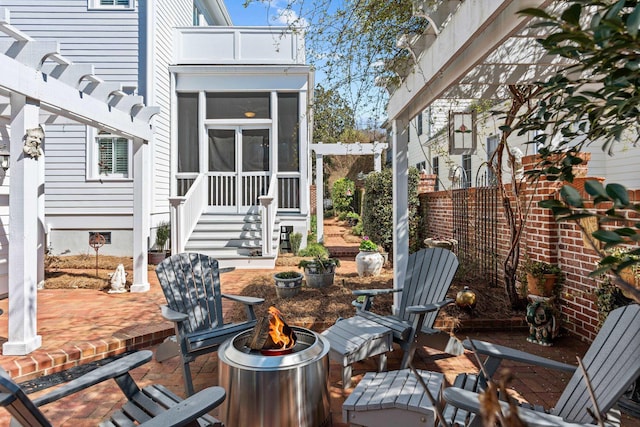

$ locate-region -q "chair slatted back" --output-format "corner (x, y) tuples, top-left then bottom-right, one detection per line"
(156, 253), (224, 336)
(0, 370), (52, 427)
(553, 304), (640, 423)
(399, 247), (459, 328)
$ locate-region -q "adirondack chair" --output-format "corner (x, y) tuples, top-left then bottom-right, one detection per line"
(351, 247), (460, 369)
(442, 304), (640, 426)
(155, 253), (264, 396)
(344, 304), (639, 427)
(0, 350), (226, 427)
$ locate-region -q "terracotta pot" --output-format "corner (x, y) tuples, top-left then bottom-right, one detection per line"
(355, 251), (384, 277)
(148, 251), (168, 265)
(526, 273), (557, 297)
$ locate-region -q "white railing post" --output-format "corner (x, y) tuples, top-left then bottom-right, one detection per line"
(169, 197), (185, 254)
(259, 174), (278, 256)
(169, 173), (207, 254)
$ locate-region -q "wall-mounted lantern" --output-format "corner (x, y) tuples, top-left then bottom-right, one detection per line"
(0, 147), (9, 171)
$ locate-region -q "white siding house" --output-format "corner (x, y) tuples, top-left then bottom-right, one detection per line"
(0, 0), (227, 260)
(0, 0), (312, 299)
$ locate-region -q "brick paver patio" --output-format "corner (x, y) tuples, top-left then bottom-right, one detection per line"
(0, 218), (637, 426)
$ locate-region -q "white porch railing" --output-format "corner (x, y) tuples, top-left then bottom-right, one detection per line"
(278, 174), (301, 209)
(169, 173), (207, 254)
(259, 174), (278, 257)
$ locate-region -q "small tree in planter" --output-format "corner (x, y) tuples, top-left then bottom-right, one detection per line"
(148, 221), (170, 265)
(298, 256), (340, 288)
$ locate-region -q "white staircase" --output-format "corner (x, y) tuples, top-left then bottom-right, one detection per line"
(183, 213), (279, 269)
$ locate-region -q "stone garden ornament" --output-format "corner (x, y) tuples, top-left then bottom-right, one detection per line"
(108, 263), (127, 294)
(24, 125), (45, 159)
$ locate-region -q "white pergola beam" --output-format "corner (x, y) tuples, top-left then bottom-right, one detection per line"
(0, 53), (153, 141)
(388, 0), (553, 121)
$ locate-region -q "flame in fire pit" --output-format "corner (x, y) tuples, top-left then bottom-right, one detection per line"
(268, 306), (296, 349)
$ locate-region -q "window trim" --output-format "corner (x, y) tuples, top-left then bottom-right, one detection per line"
(86, 127), (133, 181)
(88, 0), (135, 11)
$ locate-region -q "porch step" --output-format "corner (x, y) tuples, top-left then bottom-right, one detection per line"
(184, 213), (279, 269)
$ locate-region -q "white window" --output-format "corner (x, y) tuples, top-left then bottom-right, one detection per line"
(87, 128), (132, 180)
(88, 0), (134, 10)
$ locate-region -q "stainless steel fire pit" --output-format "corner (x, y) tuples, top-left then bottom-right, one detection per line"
(218, 326), (331, 427)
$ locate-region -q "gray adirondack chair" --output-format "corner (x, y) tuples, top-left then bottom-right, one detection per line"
(344, 305), (639, 427)
(442, 304), (640, 426)
(0, 350), (226, 427)
(352, 247), (459, 369)
(155, 253), (264, 396)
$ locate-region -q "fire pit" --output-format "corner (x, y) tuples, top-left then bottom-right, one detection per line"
(218, 309), (331, 427)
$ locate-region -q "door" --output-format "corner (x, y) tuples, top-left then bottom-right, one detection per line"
(207, 127), (271, 213)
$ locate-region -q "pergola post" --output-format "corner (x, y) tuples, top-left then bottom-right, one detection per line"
(315, 151), (324, 243)
(3, 94), (43, 355)
(130, 138), (150, 292)
(392, 118), (409, 314)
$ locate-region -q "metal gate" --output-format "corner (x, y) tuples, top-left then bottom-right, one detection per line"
(451, 163), (498, 286)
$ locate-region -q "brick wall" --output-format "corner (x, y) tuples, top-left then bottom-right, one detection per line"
(310, 184), (316, 215)
(419, 154), (636, 342)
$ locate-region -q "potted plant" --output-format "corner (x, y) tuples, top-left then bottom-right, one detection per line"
(521, 258), (563, 297)
(273, 271), (303, 298)
(298, 256), (340, 288)
(148, 221), (170, 265)
(355, 236), (384, 277)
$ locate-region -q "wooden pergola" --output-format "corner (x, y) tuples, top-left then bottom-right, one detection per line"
(0, 10), (159, 355)
(386, 0), (565, 309)
(310, 141), (387, 242)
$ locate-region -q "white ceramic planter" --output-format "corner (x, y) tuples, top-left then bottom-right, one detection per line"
(355, 251), (384, 277)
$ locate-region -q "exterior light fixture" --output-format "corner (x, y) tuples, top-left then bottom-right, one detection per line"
(0, 147), (9, 171)
(244, 111), (256, 118)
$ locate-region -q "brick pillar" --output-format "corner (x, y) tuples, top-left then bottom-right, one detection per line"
(310, 184), (317, 215)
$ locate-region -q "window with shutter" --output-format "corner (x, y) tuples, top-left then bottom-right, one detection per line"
(95, 134), (130, 178)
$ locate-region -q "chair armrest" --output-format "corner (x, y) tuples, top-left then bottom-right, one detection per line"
(463, 339), (577, 373)
(138, 386), (226, 427)
(33, 351), (153, 406)
(352, 288), (403, 297)
(406, 298), (454, 314)
(443, 387), (593, 427)
(161, 305), (189, 323)
(221, 294), (265, 305)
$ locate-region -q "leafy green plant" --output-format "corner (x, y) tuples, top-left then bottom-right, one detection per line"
(153, 221), (170, 252)
(289, 232), (302, 256)
(332, 178), (355, 214)
(595, 276), (632, 328)
(520, 257), (564, 297)
(298, 255), (340, 272)
(540, 180), (640, 302)
(362, 167), (420, 254)
(274, 271), (303, 280)
(359, 236), (379, 252)
(351, 222), (363, 236)
(298, 243), (329, 258)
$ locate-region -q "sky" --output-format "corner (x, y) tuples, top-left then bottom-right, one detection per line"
(225, 1), (300, 27)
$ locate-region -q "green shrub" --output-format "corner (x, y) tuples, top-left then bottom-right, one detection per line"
(298, 243), (329, 258)
(289, 232), (302, 255)
(308, 215), (317, 243)
(351, 222), (363, 236)
(331, 178), (355, 213)
(362, 167), (420, 254)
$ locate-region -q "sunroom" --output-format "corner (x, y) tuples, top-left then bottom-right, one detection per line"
(169, 27), (312, 268)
